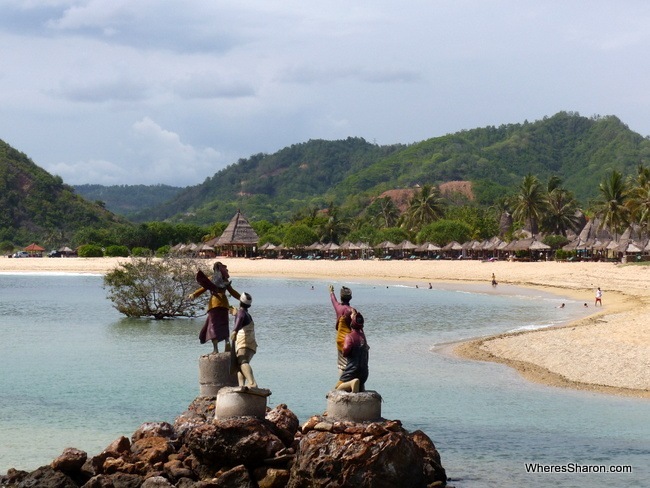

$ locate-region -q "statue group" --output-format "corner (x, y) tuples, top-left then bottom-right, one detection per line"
(189, 261), (257, 389)
(190, 261), (370, 394)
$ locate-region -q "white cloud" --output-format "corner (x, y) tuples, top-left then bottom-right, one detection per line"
(2, 1), (650, 188)
(127, 117), (223, 185)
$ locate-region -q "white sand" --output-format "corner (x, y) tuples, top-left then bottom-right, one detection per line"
(2, 256), (648, 398)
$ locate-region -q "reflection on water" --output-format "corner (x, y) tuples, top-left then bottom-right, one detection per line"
(0, 274), (648, 487)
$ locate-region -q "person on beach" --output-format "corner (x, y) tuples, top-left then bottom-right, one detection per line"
(595, 287), (603, 306)
(189, 261), (240, 354)
(231, 292), (257, 388)
(329, 284), (353, 373)
(491, 273), (497, 287)
(336, 309), (369, 393)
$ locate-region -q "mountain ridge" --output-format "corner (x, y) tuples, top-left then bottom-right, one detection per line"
(127, 111), (650, 224)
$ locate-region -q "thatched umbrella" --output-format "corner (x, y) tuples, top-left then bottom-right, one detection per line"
(529, 239), (551, 251)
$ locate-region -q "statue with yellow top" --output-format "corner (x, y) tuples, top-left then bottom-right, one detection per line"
(189, 261), (240, 354)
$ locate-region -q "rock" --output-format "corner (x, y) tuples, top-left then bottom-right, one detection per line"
(132, 422), (176, 443)
(0, 468), (29, 486)
(288, 419), (446, 488)
(130, 437), (175, 465)
(175, 397), (216, 426)
(89, 436), (132, 475)
(141, 475), (174, 487)
(3, 397), (447, 488)
(174, 478), (199, 488)
(184, 418), (284, 470)
(51, 447), (88, 474)
(254, 467), (291, 488)
(409, 430), (447, 485)
(12, 466), (77, 488)
(264, 404), (300, 447)
(300, 416), (321, 432)
(212, 465), (254, 487)
(163, 459), (195, 481)
(313, 421), (333, 432)
(82, 472), (143, 487)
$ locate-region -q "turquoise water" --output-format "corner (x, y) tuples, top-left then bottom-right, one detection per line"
(0, 273), (648, 487)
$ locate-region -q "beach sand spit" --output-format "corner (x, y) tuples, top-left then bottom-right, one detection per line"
(2, 256), (648, 398)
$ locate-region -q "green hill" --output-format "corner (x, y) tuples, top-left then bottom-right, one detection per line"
(74, 184), (183, 218)
(130, 137), (404, 223)
(4, 112), (650, 240)
(0, 139), (127, 247)
(134, 112), (650, 225)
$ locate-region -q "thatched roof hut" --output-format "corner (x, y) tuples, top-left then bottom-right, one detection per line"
(216, 210), (259, 257)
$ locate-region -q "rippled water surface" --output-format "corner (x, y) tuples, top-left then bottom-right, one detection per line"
(1, 273), (648, 487)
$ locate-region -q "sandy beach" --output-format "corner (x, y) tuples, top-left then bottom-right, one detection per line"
(2, 256), (648, 398)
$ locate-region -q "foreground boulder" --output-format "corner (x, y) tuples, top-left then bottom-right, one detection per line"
(289, 416), (446, 488)
(1, 398), (447, 487)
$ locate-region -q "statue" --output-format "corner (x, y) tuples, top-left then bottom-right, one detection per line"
(230, 292), (257, 388)
(329, 285), (353, 373)
(189, 261), (240, 354)
(335, 309), (369, 393)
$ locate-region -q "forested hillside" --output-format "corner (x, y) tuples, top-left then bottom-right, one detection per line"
(131, 137), (404, 223)
(74, 184), (183, 218)
(133, 112), (650, 225)
(3, 111), (650, 247)
(0, 139), (126, 247)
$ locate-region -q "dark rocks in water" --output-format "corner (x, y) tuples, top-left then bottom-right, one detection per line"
(288, 416), (447, 488)
(5, 466), (77, 488)
(1, 399), (447, 488)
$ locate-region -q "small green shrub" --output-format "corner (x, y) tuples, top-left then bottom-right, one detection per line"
(155, 245), (170, 257)
(77, 244), (104, 257)
(132, 247), (153, 257)
(105, 245), (130, 257)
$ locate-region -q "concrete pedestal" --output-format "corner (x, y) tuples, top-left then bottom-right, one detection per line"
(198, 353), (238, 396)
(215, 386), (272, 419)
(326, 390), (382, 422)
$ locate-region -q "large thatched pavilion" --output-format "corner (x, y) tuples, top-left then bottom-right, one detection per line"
(214, 210), (259, 257)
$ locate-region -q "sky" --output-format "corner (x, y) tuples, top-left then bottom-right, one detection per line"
(2, 1), (650, 187)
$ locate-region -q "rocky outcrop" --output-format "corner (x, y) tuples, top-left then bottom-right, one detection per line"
(1, 398), (447, 488)
(290, 416), (446, 487)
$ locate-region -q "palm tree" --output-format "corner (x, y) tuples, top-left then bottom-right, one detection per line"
(593, 170), (629, 238)
(367, 197), (400, 228)
(626, 165), (650, 232)
(543, 188), (581, 236)
(511, 174), (548, 235)
(317, 202), (349, 243)
(401, 185), (444, 232)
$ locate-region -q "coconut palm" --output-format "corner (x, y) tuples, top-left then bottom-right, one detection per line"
(511, 174), (548, 235)
(593, 170), (629, 238)
(317, 202), (349, 243)
(401, 185), (444, 232)
(626, 165), (650, 232)
(543, 188), (581, 236)
(367, 196), (400, 228)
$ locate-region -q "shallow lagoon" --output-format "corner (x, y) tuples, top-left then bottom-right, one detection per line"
(0, 274), (648, 487)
